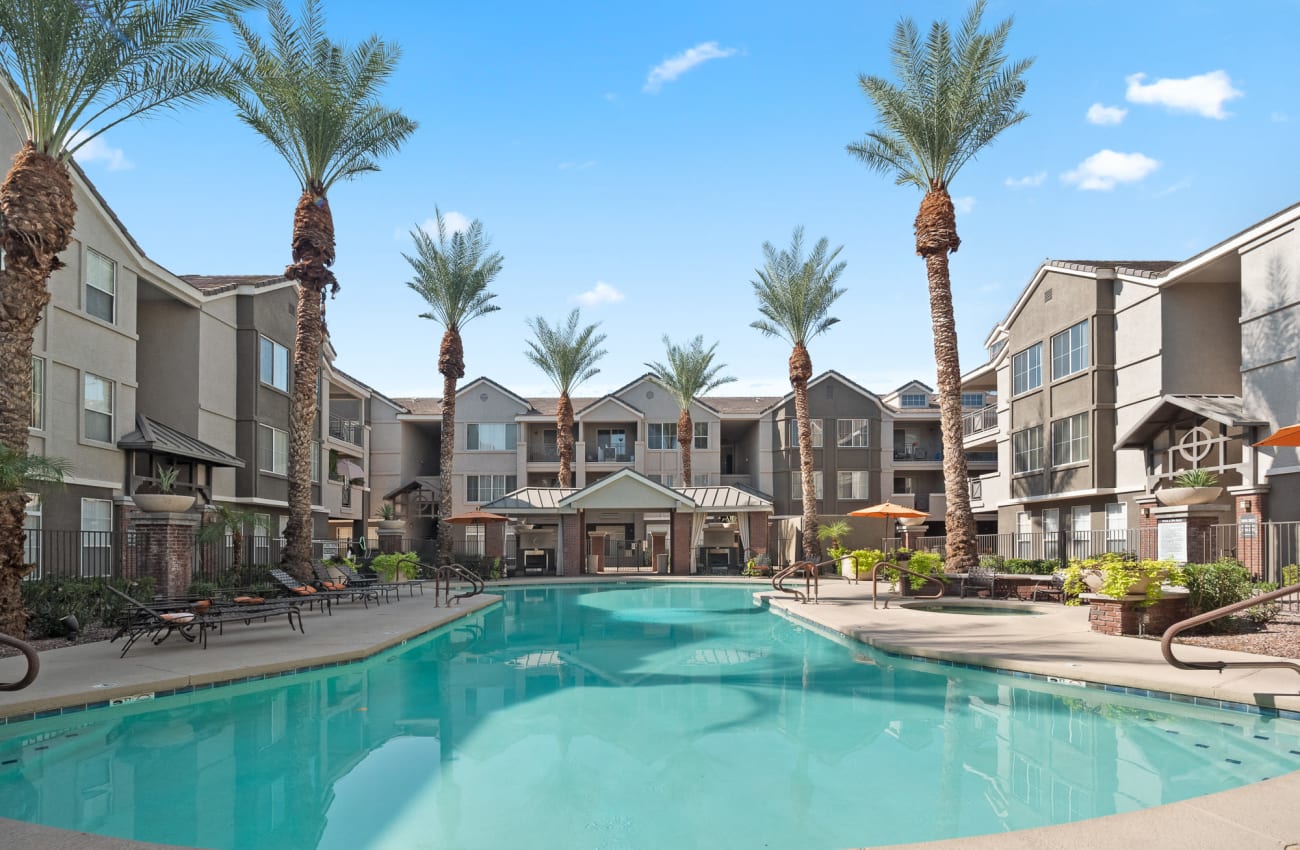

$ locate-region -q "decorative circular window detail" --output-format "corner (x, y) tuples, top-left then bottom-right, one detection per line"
(479, 393), (489, 402)
(1176, 426), (1214, 463)
(646, 390), (654, 399)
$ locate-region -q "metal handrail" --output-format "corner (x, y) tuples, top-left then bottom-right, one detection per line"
(772, 561), (818, 604)
(428, 562), (485, 606)
(0, 632), (39, 691)
(1161, 582), (1300, 677)
(870, 561), (947, 609)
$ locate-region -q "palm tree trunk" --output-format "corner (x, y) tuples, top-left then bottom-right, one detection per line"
(282, 190), (336, 580)
(232, 528), (244, 573)
(790, 342), (820, 562)
(0, 143), (77, 637)
(677, 409), (693, 487)
(916, 185), (976, 571)
(556, 394), (574, 488)
(438, 328), (464, 564)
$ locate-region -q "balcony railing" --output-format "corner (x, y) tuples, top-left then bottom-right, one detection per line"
(329, 414), (364, 446)
(586, 446), (634, 463)
(893, 447), (937, 462)
(528, 446), (560, 462)
(967, 450), (997, 464)
(962, 403), (997, 436)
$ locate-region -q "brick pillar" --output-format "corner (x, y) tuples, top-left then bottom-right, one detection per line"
(1135, 496), (1159, 560)
(671, 511), (692, 574)
(485, 524), (504, 559)
(747, 513), (769, 559)
(377, 528), (403, 554)
(1231, 488), (1269, 578)
(901, 525), (929, 551)
(129, 512), (199, 598)
(561, 514), (581, 575)
(587, 531), (607, 572)
(117, 499), (138, 580)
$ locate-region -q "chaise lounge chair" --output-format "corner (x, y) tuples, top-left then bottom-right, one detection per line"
(106, 585), (304, 657)
(329, 560), (427, 599)
(313, 561), (402, 603)
(268, 568), (382, 613)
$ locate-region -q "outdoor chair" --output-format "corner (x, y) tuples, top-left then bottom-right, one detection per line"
(1031, 571), (1067, 603)
(268, 568), (381, 613)
(959, 563), (999, 599)
(106, 585), (303, 657)
(314, 561), (406, 602)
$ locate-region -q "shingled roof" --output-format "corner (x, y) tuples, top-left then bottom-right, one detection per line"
(1050, 260), (1180, 279)
(178, 274), (289, 295)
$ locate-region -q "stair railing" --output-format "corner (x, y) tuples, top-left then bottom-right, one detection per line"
(1161, 581), (1300, 677)
(772, 561), (819, 603)
(870, 561), (947, 609)
(0, 632), (39, 691)
(429, 562), (486, 606)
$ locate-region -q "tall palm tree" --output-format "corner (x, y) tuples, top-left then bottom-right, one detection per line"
(847, 0), (1031, 570)
(0, 0), (240, 637)
(751, 227), (846, 563)
(227, 0), (416, 577)
(523, 310), (607, 488)
(644, 335), (734, 487)
(404, 210), (503, 563)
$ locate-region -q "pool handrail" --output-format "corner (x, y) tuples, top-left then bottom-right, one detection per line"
(772, 561), (818, 603)
(1160, 580), (1300, 677)
(425, 562), (486, 606)
(870, 561), (947, 609)
(0, 631), (38, 691)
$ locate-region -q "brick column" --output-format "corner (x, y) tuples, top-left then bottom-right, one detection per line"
(561, 514), (581, 575)
(1087, 595), (1188, 636)
(1135, 496), (1159, 560)
(485, 524), (505, 560)
(377, 528), (403, 554)
(747, 512), (769, 559)
(671, 511), (692, 575)
(117, 499), (138, 580)
(1230, 487), (1269, 578)
(901, 525), (929, 551)
(129, 512), (199, 598)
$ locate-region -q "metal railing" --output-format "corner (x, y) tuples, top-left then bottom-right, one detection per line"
(962, 404), (997, 436)
(1161, 582), (1300, 677)
(527, 446), (560, 462)
(586, 446), (634, 463)
(869, 561), (946, 609)
(0, 632), (39, 691)
(328, 414), (364, 446)
(1201, 521), (1300, 584)
(772, 560), (821, 603)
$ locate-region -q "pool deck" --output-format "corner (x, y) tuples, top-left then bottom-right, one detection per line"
(2, 576), (1299, 849)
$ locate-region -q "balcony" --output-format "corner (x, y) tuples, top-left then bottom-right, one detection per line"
(528, 445), (560, 462)
(586, 445), (634, 463)
(329, 413), (364, 447)
(893, 447), (939, 462)
(967, 450), (997, 464)
(962, 404), (997, 437)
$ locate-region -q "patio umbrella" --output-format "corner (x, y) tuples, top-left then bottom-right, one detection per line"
(1255, 424), (1300, 447)
(446, 509), (511, 560)
(847, 501), (928, 521)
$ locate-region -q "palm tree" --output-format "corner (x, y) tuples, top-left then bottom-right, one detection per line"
(0, 446), (71, 635)
(751, 227), (846, 563)
(644, 336), (734, 487)
(847, 0), (1031, 570)
(404, 210), (504, 562)
(0, 0), (239, 637)
(523, 310), (607, 488)
(195, 504), (271, 580)
(227, 0), (416, 577)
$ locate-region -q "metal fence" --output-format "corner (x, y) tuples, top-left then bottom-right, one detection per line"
(885, 528), (1155, 566)
(1201, 521), (1300, 585)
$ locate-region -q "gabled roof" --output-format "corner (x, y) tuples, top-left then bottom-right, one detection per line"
(888, 379), (935, 396)
(700, 396), (783, 415)
(118, 415), (245, 468)
(557, 468), (693, 508)
(1115, 395), (1267, 449)
(575, 394), (644, 419)
(1049, 260), (1179, 279)
(179, 274), (289, 295)
(526, 397), (597, 416)
(383, 475), (442, 500)
(761, 370), (887, 416)
(392, 397), (442, 415)
(483, 487), (579, 512)
(458, 376), (534, 410)
(678, 485), (772, 511)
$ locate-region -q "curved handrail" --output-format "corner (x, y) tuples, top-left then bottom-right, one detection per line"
(870, 561), (947, 609)
(440, 562), (485, 604)
(0, 632), (39, 691)
(1161, 581), (1300, 676)
(772, 561), (818, 603)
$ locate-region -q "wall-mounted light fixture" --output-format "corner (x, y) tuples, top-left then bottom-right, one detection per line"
(1243, 499), (1252, 513)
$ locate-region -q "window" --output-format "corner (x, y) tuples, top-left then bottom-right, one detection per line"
(837, 419), (869, 448)
(259, 336), (289, 391)
(1051, 413), (1090, 466)
(693, 421), (709, 450)
(1051, 319), (1089, 380)
(961, 392), (985, 408)
(83, 373), (114, 443)
(1012, 343), (1043, 396)
(466, 422), (517, 451)
(1105, 503), (1127, 552)
(595, 429), (629, 461)
(893, 476), (913, 495)
(1071, 506), (1091, 556)
(1012, 426), (1043, 474)
(1016, 511), (1032, 558)
(784, 418), (823, 448)
(84, 249), (115, 322)
(648, 423), (678, 450)
(80, 498), (112, 577)
(23, 494), (41, 579)
(1042, 508), (1060, 560)
(692, 474), (711, 487)
(790, 471), (823, 500)
(30, 357), (43, 429)
(464, 524), (485, 556)
(253, 513), (271, 564)
(837, 471), (870, 500)
(466, 474), (516, 503)
(649, 473), (675, 487)
(311, 441), (320, 483)
(258, 424), (288, 475)
(900, 393), (928, 408)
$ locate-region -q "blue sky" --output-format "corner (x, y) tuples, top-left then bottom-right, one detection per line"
(79, 0), (1299, 399)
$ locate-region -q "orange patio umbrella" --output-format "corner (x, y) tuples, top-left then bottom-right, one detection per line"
(847, 501), (928, 521)
(1255, 425), (1300, 447)
(446, 508), (511, 525)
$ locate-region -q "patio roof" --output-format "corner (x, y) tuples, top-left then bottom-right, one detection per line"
(558, 468), (693, 509)
(1115, 394), (1268, 449)
(118, 415), (245, 468)
(678, 485), (772, 511)
(383, 475), (442, 501)
(482, 470), (773, 515)
(483, 487), (580, 512)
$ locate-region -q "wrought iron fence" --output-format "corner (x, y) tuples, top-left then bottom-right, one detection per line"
(22, 530), (138, 581)
(961, 404), (997, 436)
(1202, 521), (1300, 585)
(887, 528), (1155, 566)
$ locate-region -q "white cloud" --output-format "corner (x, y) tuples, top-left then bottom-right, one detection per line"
(420, 211), (471, 237)
(1004, 171), (1046, 189)
(71, 134), (132, 171)
(1154, 177), (1193, 197)
(644, 41), (738, 93)
(1062, 150), (1160, 191)
(952, 196), (976, 215)
(1124, 70), (1242, 119)
(575, 281), (625, 307)
(1086, 103), (1127, 125)
(558, 160), (597, 171)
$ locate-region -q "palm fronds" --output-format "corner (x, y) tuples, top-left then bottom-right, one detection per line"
(645, 335), (735, 411)
(404, 209), (504, 331)
(0, 445), (70, 491)
(750, 226), (847, 346)
(524, 309), (607, 395)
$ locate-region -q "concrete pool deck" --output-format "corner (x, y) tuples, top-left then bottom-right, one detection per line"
(1, 576), (1298, 849)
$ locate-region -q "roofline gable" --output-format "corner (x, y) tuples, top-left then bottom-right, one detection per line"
(557, 467), (694, 508)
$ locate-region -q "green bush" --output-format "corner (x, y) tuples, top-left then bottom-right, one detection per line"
(21, 577), (157, 639)
(902, 551), (945, 590)
(1244, 582), (1282, 626)
(185, 580), (220, 600)
(369, 552), (421, 582)
(848, 548), (888, 580)
(1001, 558), (1054, 575)
(1180, 559), (1280, 632)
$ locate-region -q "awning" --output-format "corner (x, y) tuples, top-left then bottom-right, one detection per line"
(118, 414), (244, 468)
(1115, 394), (1267, 450)
(337, 459), (364, 481)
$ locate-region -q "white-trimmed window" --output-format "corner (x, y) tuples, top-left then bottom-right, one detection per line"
(693, 421), (709, 450)
(1012, 426), (1043, 474)
(1051, 319), (1089, 380)
(83, 373), (114, 443)
(466, 422), (517, 451)
(30, 357), (43, 430)
(84, 249), (116, 322)
(900, 393), (928, 408)
(259, 336), (289, 391)
(1012, 343), (1043, 396)
(1071, 506), (1091, 556)
(649, 473), (675, 487)
(1051, 413), (1090, 466)
(837, 418), (869, 447)
(23, 494), (41, 578)
(1105, 502), (1127, 552)
(464, 524), (485, 556)
(1042, 508), (1060, 560)
(258, 424), (288, 475)
(837, 470), (870, 500)
(80, 498), (112, 577)
(784, 418), (823, 448)
(648, 423), (678, 450)
(1016, 511), (1032, 558)
(466, 474), (516, 503)
(893, 476), (913, 495)
(790, 471), (823, 500)
(961, 392), (985, 408)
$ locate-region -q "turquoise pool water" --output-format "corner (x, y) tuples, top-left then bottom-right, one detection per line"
(2, 583), (1299, 850)
(901, 601), (1042, 615)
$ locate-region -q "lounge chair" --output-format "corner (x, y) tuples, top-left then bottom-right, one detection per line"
(313, 561), (403, 603)
(106, 585), (303, 657)
(1031, 571), (1067, 603)
(346, 559), (428, 598)
(268, 568), (381, 613)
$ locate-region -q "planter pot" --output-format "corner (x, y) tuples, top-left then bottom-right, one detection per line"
(378, 519), (404, 530)
(1081, 568), (1165, 597)
(899, 576), (943, 597)
(898, 516), (928, 527)
(1155, 486), (1223, 507)
(133, 493), (195, 513)
(841, 556), (858, 579)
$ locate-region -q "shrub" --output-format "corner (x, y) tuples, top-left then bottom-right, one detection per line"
(1243, 582), (1282, 627)
(1063, 552), (1181, 607)
(1001, 557), (1054, 575)
(21, 577), (157, 639)
(1174, 468), (1218, 488)
(1180, 559), (1278, 633)
(846, 548), (886, 579)
(370, 552), (421, 582)
(902, 551), (945, 590)
(185, 580), (220, 600)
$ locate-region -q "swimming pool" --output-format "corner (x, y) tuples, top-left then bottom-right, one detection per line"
(1, 583), (1298, 850)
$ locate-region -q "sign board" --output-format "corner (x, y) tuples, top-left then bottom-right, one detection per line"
(1240, 515), (1258, 540)
(1157, 519), (1188, 563)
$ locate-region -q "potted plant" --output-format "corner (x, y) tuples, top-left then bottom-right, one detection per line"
(897, 551), (946, 596)
(816, 520), (854, 576)
(1156, 468), (1224, 506)
(376, 502), (403, 530)
(133, 464), (195, 513)
(1063, 552), (1184, 606)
